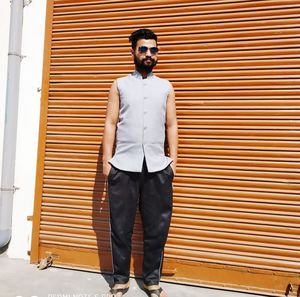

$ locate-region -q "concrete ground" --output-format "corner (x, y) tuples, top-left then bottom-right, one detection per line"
(0, 253), (268, 297)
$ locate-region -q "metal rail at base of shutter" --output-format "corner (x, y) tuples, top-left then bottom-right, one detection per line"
(31, 0), (300, 296)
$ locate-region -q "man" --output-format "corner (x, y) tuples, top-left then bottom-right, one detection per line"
(102, 28), (178, 297)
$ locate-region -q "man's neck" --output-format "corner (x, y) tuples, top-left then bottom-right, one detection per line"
(135, 68), (151, 79)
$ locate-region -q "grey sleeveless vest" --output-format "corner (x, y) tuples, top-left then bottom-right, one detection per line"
(109, 71), (173, 172)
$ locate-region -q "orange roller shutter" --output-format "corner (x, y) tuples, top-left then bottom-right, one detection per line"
(31, 1), (300, 295)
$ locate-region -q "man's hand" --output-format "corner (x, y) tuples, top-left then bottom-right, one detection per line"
(166, 83), (178, 177)
(170, 162), (176, 176)
(103, 161), (112, 178)
(102, 80), (119, 179)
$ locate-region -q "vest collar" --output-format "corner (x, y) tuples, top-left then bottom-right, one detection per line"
(132, 70), (154, 80)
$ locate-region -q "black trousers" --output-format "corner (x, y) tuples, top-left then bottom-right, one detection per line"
(108, 159), (173, 286)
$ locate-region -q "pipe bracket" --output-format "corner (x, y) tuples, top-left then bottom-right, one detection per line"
(0, 186), (20, 193)
(9, 0), (31, 7)
(23, 0), (32, 7)
(8, 52), (26, 61)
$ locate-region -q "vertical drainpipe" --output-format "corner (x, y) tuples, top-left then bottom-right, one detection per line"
(0, 0), (31, 249)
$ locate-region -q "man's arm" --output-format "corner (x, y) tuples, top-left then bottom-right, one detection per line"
(166, 83), (178, 175)
(102, 80), (119, 177)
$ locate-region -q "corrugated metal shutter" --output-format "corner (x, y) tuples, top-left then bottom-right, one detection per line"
(31, 0), (300, 295)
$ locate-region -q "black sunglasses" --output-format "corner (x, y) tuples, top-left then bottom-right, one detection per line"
(138, 46), (159, 55)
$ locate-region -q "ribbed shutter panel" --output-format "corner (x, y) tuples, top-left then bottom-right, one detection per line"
(31, 0), (300, 295)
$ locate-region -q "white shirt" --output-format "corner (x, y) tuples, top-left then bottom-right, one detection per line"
(109, 71), (173, 172)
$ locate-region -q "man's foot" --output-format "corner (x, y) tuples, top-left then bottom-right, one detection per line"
(143, 284), (168, 297)
(107, 281), (130, 297)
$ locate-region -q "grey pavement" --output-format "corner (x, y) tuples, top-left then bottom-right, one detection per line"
(0, 253), (268, 297)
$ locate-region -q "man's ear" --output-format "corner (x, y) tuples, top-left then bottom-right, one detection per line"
(131, 49), (135, 57)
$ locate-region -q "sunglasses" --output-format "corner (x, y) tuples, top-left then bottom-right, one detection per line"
(138, 46), (159, 55)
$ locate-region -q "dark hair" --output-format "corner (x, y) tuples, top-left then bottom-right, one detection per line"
(129, 28), (158, 49)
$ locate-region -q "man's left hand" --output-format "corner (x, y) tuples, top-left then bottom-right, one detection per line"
(170, 162), (176, 176)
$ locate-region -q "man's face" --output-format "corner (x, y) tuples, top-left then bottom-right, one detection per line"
(132, 38), (158, 73)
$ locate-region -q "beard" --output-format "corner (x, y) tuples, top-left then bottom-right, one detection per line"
(134, 55), (157, 73)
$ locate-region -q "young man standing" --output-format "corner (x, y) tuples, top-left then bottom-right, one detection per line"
(102, 28), (178, 297)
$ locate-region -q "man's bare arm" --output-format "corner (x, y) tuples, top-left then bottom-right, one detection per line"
(166, 84), (178, 175)
(102, 80), (119, 177)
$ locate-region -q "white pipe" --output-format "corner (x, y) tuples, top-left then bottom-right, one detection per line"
(0, 0), (26, 249)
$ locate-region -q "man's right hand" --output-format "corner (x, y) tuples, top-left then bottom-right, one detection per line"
(102, 80), (119, 179)
(103, 161), (112, 178)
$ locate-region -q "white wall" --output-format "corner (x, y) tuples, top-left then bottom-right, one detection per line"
(0, 0), (46, 259)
